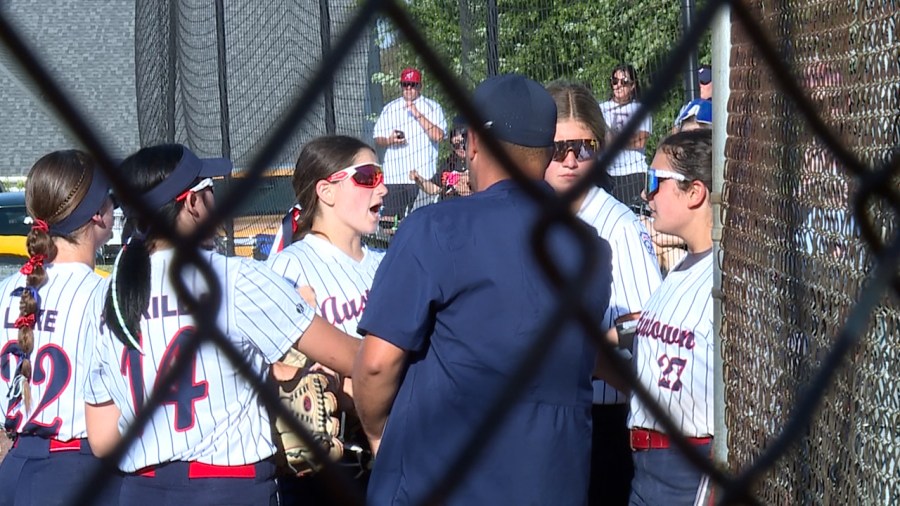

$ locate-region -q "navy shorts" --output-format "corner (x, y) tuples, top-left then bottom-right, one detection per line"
(0, 436), (122, 506)
(121, 459), (278, 506)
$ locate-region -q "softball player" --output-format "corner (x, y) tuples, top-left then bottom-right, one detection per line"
(82, 144), (360, 506)
(267, 135), (386, 339)
(0, 150), (120, 505)
(266, 135), (386, 498)
(628, 129), (714, 506)
(544, 81), (662, 506)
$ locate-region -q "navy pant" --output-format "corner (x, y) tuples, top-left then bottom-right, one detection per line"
(120, 460), (278, 506)
(589, 404), (633, 506)
(629, 442), (713, 506)
(0, 436), (121, 506)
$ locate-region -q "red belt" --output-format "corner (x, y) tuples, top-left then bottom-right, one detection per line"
(137, 461), (257, 479)
(49, 438), (84, 453)
(630, 428), (711, 451)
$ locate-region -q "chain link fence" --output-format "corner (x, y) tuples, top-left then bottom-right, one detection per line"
(722, 0), (900, 504)
(1, 0), (898, 504)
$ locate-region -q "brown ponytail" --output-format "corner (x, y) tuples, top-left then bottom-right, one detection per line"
(15, 150), (94, 413)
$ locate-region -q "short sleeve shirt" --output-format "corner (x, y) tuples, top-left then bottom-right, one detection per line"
(599, 100), (652, 176)
(628, 252), (714, 437)
(374, 96), (446, 183)
(358, 180), (613, 505)
(0, 263), (107, 441)
(577, 187), (662, 404)
(267, 234), (384, 336)
(85, 249), (314, 472)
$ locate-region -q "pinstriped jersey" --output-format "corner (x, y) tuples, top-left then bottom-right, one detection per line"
(84, 248), (314, 472)
(266, 234), (384, 337)
(577, 187), (662, 404)
(0, 263), (107, 441)
(628, 252), (713, 437)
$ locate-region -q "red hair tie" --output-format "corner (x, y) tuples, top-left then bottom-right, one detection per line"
(291, 206), (302, 234)
(14, 314), (35, 329)
(20, 254), (47, 275)
(31, 219), (49, 233)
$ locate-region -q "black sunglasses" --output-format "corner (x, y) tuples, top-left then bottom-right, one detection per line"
(610, 77), (633, 86)
(400, 82), (419, 88)
(552, 139), (599, 162)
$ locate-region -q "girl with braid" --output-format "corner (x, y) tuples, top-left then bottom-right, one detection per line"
(0, 150), (120, 505)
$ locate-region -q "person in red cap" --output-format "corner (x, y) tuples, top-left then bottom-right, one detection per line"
(373, 67), (446, 222)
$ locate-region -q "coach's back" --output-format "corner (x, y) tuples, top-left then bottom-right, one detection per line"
(359, 177), (612, 505)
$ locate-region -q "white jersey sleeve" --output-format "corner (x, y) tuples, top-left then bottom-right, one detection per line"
(578, 187), (662, 404)
(267, 234), (385, 337)
(0, 263), (108, 441)
(89, 249), (316, 472)
(628, 252), (714, 437)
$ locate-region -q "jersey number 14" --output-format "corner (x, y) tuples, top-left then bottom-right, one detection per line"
(120, 327), (209, 432)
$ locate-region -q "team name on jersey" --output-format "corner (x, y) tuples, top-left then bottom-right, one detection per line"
(636, 317), (696, 350)
(320, 290), (368, 326)
(140, 294), (196, 320)
(98, 294), (211, 334)
(3, 307), (58, 332)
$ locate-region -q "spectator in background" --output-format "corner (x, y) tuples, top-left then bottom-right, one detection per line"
(673, 65), (712, 130)
(374, 67), (446, 221)
(698, 64), (713, 100)
(600, 64), (652, 210)
(409, 125), (472, 200)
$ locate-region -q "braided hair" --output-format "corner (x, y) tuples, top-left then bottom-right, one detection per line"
(15, 150), (95, 412)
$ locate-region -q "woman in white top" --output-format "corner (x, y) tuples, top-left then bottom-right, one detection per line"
(266, 135), (387, 501)
(599, 63), (653, 209)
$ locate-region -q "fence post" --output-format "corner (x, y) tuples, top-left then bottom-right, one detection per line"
(486, 0), (499, 77)
(680, 0), (700, 102)
(166, 0), (177, 143)
(318, 0), (336, 135)
(711, 0), (731, 470)
(214, 0), (235, 256)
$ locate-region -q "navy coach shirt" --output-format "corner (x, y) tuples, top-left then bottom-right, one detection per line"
(358, 179), (612, 505)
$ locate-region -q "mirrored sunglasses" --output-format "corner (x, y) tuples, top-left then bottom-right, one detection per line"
(326, 163), (384, 188)
(175, 177), (215, 201)
(552, 139), (599, 162)
(610, 77), (633, 86)
(645, 168), (688, 197)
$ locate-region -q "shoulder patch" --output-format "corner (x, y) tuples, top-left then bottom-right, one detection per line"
(640, 231), (655, 257)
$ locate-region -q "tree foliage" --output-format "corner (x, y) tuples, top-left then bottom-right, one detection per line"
(378, 0), (711, 159)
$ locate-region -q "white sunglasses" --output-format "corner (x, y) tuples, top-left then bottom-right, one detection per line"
(176, 177), (215, 201)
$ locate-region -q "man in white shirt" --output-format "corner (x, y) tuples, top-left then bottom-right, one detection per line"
(374, 67), (446, 220)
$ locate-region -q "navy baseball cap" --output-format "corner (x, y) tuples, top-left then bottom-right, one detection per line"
(136, 145), (232, 212)
(698, 65), (712, 85)
(469, 74), (557, 148)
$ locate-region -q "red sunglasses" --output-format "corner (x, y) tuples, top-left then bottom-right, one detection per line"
(326, 163), (384, 188)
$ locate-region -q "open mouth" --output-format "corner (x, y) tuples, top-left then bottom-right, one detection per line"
(369, 203), (382, 216)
